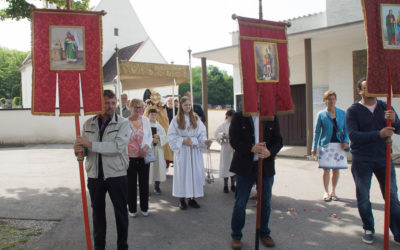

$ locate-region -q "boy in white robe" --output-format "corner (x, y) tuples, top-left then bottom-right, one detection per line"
(147, 109), (167, 194)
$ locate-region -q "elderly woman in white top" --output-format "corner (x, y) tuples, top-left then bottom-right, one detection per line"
(215, 109), (236, 193)
(127, 99), (153, 217)
(168, 96), (212, 210)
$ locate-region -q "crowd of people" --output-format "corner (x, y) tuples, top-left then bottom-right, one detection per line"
(73, 76), (400, 249)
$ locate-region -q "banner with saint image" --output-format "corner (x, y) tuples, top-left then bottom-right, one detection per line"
(32, 9), (104, 115)
(237, 16), (293, 119)
(361, 0), (400, 96)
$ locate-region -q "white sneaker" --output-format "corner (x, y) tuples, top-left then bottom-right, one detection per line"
(128, 211), (137, 218)
(142, 211), (149, 217)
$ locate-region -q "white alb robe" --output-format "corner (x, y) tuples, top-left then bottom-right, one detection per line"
(168, 115), (207, 198)
(149, 121), (167, 182)
(214, 120), (234, 178)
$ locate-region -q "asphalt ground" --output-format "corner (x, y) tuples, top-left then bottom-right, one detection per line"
(1, 144), (399, 249)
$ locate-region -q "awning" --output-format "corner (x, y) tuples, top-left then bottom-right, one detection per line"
(119, 61), (190, 91)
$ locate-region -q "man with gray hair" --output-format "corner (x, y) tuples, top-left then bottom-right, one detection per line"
(117, 93), (131, 118)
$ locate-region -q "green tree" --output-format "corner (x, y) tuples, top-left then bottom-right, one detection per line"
(0, 0), (90, 20)
(179, 65), (233, 106)
(0, 47), (29, 99)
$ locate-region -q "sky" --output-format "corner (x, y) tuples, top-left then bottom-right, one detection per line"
(0, 0), (325, 72)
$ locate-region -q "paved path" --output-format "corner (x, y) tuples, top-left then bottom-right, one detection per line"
(1, 144), (399, 249)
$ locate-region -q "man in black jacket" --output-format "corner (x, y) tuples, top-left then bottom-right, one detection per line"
(229, 112), (283, 249)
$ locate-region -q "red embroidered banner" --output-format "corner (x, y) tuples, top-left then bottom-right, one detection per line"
(237, 16), (293, 119)
(32, 9), (104, 115)
(362, 0), (400, 97)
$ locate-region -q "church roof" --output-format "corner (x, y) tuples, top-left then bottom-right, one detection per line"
(102, 41), (144, 83)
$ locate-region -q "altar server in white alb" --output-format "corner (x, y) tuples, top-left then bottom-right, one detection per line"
(214, 109), (236, 193)
(147, 109), (167, 195)
(168, 96), (211, 210)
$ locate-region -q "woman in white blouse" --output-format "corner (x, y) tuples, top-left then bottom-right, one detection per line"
(127, 99), (152, 217)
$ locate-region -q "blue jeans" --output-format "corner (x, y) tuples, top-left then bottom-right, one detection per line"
(231, 166), (274, 240)
(351, 158), (400, 239)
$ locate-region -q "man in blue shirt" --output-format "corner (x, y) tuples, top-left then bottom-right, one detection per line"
(346, 77), (400, 245)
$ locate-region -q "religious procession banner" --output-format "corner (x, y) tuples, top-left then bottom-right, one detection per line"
(361, 0), (400, 97)
(31, 9), (104, 115)
(237, 16), (293, 119)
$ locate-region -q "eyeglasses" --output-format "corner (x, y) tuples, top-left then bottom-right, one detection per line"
(134, 106), (143, 110)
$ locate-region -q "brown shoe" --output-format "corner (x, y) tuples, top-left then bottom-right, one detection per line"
(231, 238), (242, 249)
(261, 236), (275, 247)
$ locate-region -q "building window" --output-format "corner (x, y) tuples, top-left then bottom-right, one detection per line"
(114, 28), (119, 36)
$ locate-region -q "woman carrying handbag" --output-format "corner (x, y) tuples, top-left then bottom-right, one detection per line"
(312, 90), (350, 202)
(127, 99), (153, 217)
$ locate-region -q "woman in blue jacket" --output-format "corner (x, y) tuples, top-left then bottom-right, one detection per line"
(312, 90), (349, 201)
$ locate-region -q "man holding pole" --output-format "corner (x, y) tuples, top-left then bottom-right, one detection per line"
(346, 78), (400, 245)
(74, 89), (131, 250)
(229, 112), (282, 249)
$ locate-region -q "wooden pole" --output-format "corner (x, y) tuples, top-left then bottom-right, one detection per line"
(201, 57), (208, 134)
(304, 38), (313, 155)
(384, 66), (392, 250)
(255, 2), (263, 249)
(188, 49), (194, 105)
(75, 116), (93, 250)
(66, 2), (92, 250)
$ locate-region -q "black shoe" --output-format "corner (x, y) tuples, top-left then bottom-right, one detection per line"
(223, 186), (229, 193)
(154, 186), (161, 195)
(179, 199), (187, 210)
(231, 185), (236, 192)
(188, 199), (200, 208)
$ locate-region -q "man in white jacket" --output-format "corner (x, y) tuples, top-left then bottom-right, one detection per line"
(74, 90), (131, 250)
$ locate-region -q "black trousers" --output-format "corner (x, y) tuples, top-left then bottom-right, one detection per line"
(127, 157), (150, 213)
(87, 176), (128, 250)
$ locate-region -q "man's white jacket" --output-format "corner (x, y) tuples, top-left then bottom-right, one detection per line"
(82, 113), (131, 179)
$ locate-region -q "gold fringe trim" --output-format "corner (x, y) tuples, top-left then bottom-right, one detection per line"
(59, 112), (81, 116)
(239, 20), (286, 31)
(31, 111), (56, 116)
(240, 36), (287, 44)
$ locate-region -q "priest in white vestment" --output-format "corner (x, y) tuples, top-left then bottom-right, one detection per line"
(168, 96), (211, 210)
(147, 109), (167, 195)
(214, 109), (236, 193)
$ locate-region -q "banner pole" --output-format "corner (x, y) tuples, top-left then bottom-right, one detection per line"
(383, 66), (392, 250)
(115, 46), (122, 117)
(255, 85), (263, 250)
(188, 49), (194, 105)
(255, 3), (263, 249)
(74, 116), (93, 250)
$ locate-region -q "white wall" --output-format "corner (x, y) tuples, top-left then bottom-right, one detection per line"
(20, 64), (32, 108)
(326, 42), (366, 111)
(0, 110), (92, 144)
(132, 39), (166, 64)
(287, 12), (327, 34)
(233, 64), (241, 109)
(95, 0), (149, 65)
(326, 0), (363, 26)
(0, 109), (226, 144)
